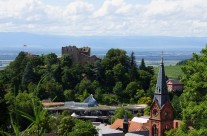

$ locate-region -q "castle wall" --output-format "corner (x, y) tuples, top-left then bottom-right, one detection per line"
(62, 46), (99, 65)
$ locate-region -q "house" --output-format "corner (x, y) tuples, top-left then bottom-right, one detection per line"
(111, 117), (149, 134)
(167, 79), (184, 91)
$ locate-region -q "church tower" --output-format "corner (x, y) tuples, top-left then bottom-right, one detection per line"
(149, 57), (174, 136)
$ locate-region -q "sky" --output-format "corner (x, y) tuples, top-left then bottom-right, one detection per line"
(0, 0), (207, 37)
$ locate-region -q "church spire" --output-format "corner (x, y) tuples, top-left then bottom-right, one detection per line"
(153, 55), (170, 107)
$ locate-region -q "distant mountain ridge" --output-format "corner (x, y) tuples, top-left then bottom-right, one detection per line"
(0, 32), (206, 66)
(0, 32), (206, 50)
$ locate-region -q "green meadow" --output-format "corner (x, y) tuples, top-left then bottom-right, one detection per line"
(154, 65), (184, 79)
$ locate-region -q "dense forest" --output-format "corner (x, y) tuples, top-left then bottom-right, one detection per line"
(0, 48), (155, 135)
(0, 48), (155, 104)
(1, 46), (207, 135)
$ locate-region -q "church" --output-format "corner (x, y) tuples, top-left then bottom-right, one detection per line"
(147, 57), (175, 136)
(109, 57), (181, 136)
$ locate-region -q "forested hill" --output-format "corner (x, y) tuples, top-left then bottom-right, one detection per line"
(0, 49), (155, 104)
(2, 46), (207, 135)
(0, 48), (155, 134)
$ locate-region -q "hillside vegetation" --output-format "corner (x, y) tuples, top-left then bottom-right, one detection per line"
(0, 48), (157, 134)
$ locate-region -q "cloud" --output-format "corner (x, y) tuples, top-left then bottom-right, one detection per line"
(0, 0), (207, 36)
(93, 0), (130, 17)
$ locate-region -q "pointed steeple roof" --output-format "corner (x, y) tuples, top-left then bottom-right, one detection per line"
(153, 57), (170, 107)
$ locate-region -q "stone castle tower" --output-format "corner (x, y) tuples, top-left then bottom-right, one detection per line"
(148, 57), (174, 136)
(62, 46), (99, 65)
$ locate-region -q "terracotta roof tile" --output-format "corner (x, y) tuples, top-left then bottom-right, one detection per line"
(110, 119), (147, 132)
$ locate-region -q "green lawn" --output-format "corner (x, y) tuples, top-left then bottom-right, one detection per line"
(154, 65), (184, 79)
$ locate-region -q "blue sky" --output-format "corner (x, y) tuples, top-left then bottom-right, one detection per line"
(0, 0), (207, 37)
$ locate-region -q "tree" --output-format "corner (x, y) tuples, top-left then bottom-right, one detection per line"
(171, 95), (182, 119)
(144, 106), (150, 116)
(64, 89), (74, 101)
(37, 78), (64, 101)
(138, 96), (152, 105)
(168, 46), (207, 135)
(94, 87), (103, 102)
(44, 53), (58, 70)
(0, 80), (8, 130)
(5, 52), (29, 95)
(105, 48), (130, 68)
(113, 82), (123, 101)
(60, 54), (72, 68)
(22, 62), (36, 88)
(135, 89), (145, 101)
(130, 51), (136, 68)
(76, 79), (92, 94)
(113, 64), (125, 82)
(18, 99), (49, 135)
(57, 116), (75, 136)
(5, 92), (39, 131)
(128, 52), (139, 82)
(110, 107), (134, 123)
(69, 120), (98, 136)
(125, 81), (140, 99)
(139, 58), (146, 70)
(139, 70), (152, 91)
(102, 94), (118, 105)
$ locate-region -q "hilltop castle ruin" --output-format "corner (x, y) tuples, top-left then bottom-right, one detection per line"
(62, 46), (99, 65)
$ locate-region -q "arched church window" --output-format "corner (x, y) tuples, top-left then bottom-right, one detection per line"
(152, 125), (158, 136)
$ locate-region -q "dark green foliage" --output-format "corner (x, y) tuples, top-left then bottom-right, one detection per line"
(5, 92), (41, 131)
(60, 54), (72, 68)
(37, 78), (64, 101)
(130, 51), (136, 67)
(102, 94), (118, 105)
(57, 116), (75, 136)
(167, 46), (207, 135)
(170, 95), (182, 119)
(110, 107), (134, 123)
(144, 106), (150, 116)
(125, 81), (140, 99)
(0, 48), (161, 135)
(6, 52), (29, 95)
(22, 62), (37, 88)
(139, 70), (153, 91)
(69, 120), (98, 136)
(0, 48), (155, 104)
(176, 58), (193, 66)
(64, 89), (75, 101)
(138, 96), (151, 105)
(0, 48), (156, 105)
(44, 53), (58, 69)
(139, 58), (147, 70)
(0, 81), (9, 130)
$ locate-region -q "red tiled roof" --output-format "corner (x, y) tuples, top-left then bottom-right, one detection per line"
(110, 119), (147, 132)
(111, 119), (123, 130)
(167, 79), (182, 85)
